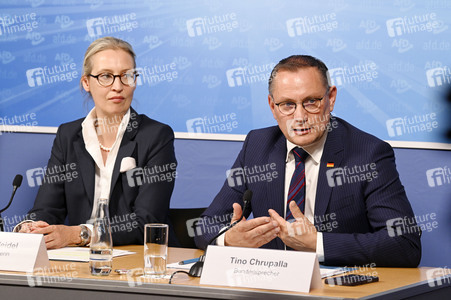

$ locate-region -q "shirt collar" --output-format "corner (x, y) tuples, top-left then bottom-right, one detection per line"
(286, 130), (328, 165)
(81, 108), (131, 152)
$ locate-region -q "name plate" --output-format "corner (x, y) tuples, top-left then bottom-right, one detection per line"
(0, 232), (50, 272)
(200, 246), (322, 293)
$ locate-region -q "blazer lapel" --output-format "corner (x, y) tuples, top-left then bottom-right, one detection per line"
(74, 133), (95, 206)
(266, 132), (287, 250)
(109, 108), (140, 195)
(314, 118), (344, 220)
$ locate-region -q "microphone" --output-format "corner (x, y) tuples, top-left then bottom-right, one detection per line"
(0, 174), (23, 231)
(189, 190), (253, 277)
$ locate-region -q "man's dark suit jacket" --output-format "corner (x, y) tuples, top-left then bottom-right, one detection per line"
(195, 117), (421, 267)
(27, 107), (178, 246)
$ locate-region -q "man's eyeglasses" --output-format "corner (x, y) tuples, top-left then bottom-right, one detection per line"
(273, 89), (329, 115)
(89, 71), (139, 87)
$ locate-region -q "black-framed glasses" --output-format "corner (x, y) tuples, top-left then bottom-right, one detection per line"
(273, 89), (329, 115)
(89, 71), (139, 87)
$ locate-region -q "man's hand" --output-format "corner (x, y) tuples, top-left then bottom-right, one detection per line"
(224, 203), (279, 248)
(268, 201), (317, 251)
(30, 224), (82, 249)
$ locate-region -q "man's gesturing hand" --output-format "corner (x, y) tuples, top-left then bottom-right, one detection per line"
(268, 201), (317, 251)
(224, 203), (279, 248)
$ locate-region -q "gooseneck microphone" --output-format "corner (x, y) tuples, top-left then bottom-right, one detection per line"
(0, 174), (23, 231)
(188, 190), (253, 277)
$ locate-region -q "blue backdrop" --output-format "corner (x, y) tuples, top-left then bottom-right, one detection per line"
(1, 0), (450, 143)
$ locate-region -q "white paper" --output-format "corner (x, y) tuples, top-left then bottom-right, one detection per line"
(47, 247), (135, 262)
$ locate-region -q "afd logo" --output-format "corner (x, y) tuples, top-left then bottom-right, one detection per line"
(186, 118), (205, 133)
(186, 18), (204, 37)
(426, 167), (451, 187)
(26, 68), (45, 87)
(326, 168), (345, 187)
(226, 67), (245, 87)
(426, 67), (451, 87)
(386, 118), (404, 137)
(86, 18), (104, 37)
(26, 167), (45, 187)
(226, 168), (245, 187)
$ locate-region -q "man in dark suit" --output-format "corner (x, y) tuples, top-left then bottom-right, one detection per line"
(194, 55), (421, 267)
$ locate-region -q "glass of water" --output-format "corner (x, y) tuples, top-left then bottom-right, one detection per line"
(144, 223), (168, 278)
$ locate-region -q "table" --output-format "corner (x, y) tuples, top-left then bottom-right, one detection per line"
(0, 245), (449, 299)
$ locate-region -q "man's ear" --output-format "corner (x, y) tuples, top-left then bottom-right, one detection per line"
(268, 94), (277, 120)
(328, 86), (337, 112)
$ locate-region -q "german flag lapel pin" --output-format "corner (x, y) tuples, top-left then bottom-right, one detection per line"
(326, 162), (334, 168)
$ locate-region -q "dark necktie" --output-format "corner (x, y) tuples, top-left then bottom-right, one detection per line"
(286, 147), (309, 220)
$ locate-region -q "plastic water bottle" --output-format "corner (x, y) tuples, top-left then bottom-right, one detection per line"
(90, 198), (113, 276)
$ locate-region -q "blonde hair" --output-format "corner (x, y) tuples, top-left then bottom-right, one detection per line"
(80, 36), (136, 93)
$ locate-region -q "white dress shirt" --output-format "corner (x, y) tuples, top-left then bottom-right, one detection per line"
(285, 131), (328, 262)
(82, 107), (130, 222)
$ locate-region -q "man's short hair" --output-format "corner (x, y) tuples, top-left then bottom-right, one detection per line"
(268, 55), (330, 95)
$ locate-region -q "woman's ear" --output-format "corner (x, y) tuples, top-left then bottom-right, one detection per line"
(81, 75), (90, 92)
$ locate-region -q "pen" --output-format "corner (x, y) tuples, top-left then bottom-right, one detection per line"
(178, 257), (200, 265)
